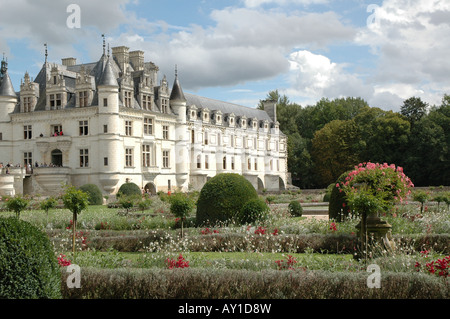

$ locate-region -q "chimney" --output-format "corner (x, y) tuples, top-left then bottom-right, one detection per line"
(111, 46), (129, 73)
(262, 99), (277, 123)
(129, 50), (144, 71)
(61, 57), (77, 67)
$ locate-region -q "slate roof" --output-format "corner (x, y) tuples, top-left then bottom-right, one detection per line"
(0, 72), (17, 97)
(184, 93), (272, 122)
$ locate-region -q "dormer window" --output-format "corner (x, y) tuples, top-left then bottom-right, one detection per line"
(124, 91), (132, 108)
(49, 94), (62, 110)
(161, 98), (169, 113)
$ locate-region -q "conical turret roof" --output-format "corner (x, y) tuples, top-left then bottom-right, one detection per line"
(98, 56), (118, 87)
(0, 72), (17, 97)
(169, 72), (186, 103)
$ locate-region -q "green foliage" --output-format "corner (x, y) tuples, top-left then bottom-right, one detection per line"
(40, 197), (57, 212)
(0, 217), (61, 299)
(137, 197), (152, 212)
(62, 186), (89, 216)
(79, 184), (103, 205)
(118, 195), (138, 214)
(288, 200), (303, 217)
(328, 171), (350, 222)
(323, 184), (334, 202)
(169, 193), (194, 220)
(196, 173), (258, 226)
(117, 182), (141, 198)
(413, 190), (430, 213)
(237, 198), (270, 224)
(4, 195), (29, 219)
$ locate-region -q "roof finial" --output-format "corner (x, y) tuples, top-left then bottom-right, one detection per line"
(175, 64), (178, 77)
(44, 43), (48, 63)
(107, 43), (110, 58)
(102, 34), (106, 55)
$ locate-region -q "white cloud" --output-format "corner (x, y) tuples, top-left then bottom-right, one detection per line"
(243, 0), (328, 8)
(286, 50), (374, 106)
(355, 0), (450, 107)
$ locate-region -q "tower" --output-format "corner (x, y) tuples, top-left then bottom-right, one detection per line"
(0, 57), (18, 122)
(170, 67), (189, 190)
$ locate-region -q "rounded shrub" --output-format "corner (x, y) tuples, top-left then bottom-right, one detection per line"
(117, 182), (141, 198)
(196, 173), (258, 226)
(79, 184), (103, 205)
(288, 200), (303, 217)
(323, 183), (334, 202)
(328, 171), (351, 222)
(0, 217), (62, 299)
(237, 198), (270, 225)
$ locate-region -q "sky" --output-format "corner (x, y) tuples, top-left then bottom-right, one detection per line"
(1, 0), (450, 112)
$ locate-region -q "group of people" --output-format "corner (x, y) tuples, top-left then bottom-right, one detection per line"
(39, 131), (64, 138)
(0, 161), (63, 175)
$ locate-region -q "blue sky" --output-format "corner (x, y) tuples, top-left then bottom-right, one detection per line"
(1, 0), (449, 111)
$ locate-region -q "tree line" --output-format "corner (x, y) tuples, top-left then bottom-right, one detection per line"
(259, 91), (450, 189)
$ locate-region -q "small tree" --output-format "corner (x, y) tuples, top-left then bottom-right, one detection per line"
(5, 195), (29, 219)
(61, 186), (89, 254)
(118, 195), (138, 215)
(413, 190), (429, 214)
(137, 197), (152, 213)
(169, 193), (194, 237)
(40, 197), (57, 225)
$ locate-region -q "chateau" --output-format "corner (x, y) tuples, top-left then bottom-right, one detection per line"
(0, 45), (288, 196)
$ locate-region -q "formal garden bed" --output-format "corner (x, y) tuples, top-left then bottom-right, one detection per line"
(1, 181), (449, 299)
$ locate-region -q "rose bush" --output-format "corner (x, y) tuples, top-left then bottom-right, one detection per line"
(336, 162), (414, 215)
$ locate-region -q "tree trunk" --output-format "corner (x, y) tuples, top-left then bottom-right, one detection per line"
(72, 212), (77, 254)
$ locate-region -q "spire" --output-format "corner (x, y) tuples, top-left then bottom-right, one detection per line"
(0, 56), (16, 97)
(98, 56), (118, 87)
(169, 65), (186, 103)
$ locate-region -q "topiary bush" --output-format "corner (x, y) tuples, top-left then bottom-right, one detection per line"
(288, 200), (303, 217)
(196, 173), (258, 226)
(0, 217), (62, 299)
(117, 182), (141, 198)
(323, 183), (334, 202)
(237, 197), (270, 225)
(79, 184), (103, 205)
(328, 171), (351, 222)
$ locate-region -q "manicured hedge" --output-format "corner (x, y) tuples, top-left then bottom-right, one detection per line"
(48, 231), (450, 255)
(61, 267), (449, 299)
(0, 217), (62, 299)
(196, 174), (258, 226)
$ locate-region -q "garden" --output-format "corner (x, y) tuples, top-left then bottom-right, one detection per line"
(0, 169), (449, 300)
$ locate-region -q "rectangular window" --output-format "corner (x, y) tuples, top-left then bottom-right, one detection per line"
(254, 160), (258, 171)
(103, 98), (108, 107)
(104, 157), (108, 166)
(79, 91), (88, 107)
(80, 149), (89, 167)
(144, 118), (153, 135)
(79, 120), (88, 136)
(24, 152), (32, 167)
(125, 148), (133, 167)
(205, 155), (209, 169)
(142, 94), (151, 110)
(204, 132), (208, 145)
(24, 97), (32, 112)
(24, 125), (32, 140)
(124, 91), (132, 108)
(0, 133), (3, 141)
(56, 94), (62, 108)
(191, 129), (195, 143)
(231, 157), (235, 170)
(162, 150), (170, 168)
(162, 125), (169, 140)
(125, 121), (132, 136)
(223, 156), (227, 170)
(103, 125), (108, 133)
(161, 98), (168, 113)
(142, 144), (151, 167)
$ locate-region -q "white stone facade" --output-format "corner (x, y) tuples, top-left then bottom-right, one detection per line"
(0, 46), (288, 196)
